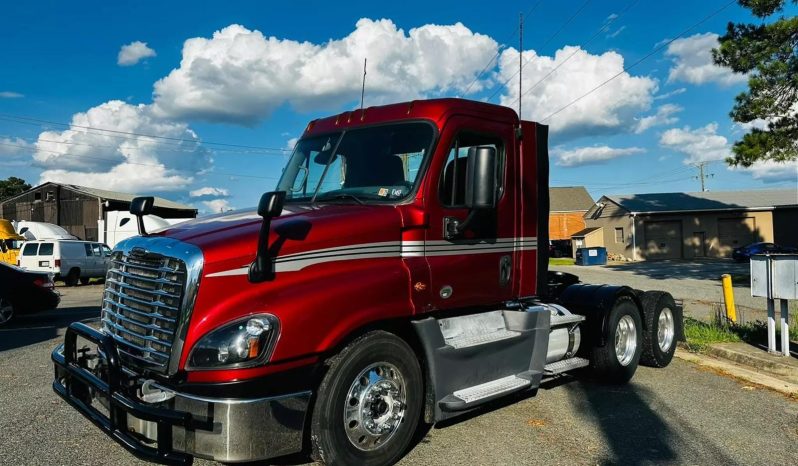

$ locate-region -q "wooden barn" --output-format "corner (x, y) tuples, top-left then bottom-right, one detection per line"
(0, 182), (197, 242)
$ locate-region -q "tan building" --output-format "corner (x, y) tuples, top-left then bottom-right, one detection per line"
(582, 189), (798, 260)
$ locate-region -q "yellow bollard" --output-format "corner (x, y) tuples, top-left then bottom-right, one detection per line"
(721, 274), (737, 323)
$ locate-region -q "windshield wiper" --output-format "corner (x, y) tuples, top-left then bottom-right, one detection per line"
(315, 193), (365, 205)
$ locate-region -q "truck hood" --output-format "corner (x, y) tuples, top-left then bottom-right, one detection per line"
(159, 203), (405, 277)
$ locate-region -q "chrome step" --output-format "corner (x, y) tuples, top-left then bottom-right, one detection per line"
(445, 328), (519, 349)
(544, 357), (590, 375)
(550, 313), (585, 327)
(452, 375), (530, 404)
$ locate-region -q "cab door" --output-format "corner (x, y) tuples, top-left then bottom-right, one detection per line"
(424, 116), (518, 310)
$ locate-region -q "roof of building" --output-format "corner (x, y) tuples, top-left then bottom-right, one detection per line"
(604, 189), (798, 214)
(550, 186), (594, 212)
(1, 182), (196, 211)
(571, 227), (602, 237)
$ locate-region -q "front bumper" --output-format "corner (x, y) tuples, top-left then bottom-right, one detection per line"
(51, 322), (311, 465)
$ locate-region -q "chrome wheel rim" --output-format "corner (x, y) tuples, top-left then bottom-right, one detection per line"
(614, 314), (637, 366)
(343, 362), (407, 451)
(0, 299), (13, 324)
(657, 307), (675, 352)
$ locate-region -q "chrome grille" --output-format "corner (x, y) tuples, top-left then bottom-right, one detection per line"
(101, 249), (187, 373)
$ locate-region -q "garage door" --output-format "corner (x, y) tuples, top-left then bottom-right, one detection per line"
(644, 221), (682, 259)
(718, 217), (756, 256)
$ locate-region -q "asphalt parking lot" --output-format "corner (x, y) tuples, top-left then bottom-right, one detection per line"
(1, 284), (796, 465)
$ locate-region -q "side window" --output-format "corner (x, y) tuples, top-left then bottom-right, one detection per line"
(84, 244), (93, 257)
(22, 243), (38, 256)
(92, 244), (102, 257)
(439, 133), (504, 207)
(39, 243), (54, 256)
(102, 245), (112, 257)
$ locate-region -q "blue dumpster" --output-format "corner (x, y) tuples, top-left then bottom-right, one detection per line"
(575, 247), (607, 266)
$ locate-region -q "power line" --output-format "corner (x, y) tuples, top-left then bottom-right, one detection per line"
(0, 141), (281, 181)
(461, 0), (545, 97)
(487, 0), (592, 103)
(541, 0), (737, 123)
(509, 0), (640, 109)
(0, 113), (291, 153)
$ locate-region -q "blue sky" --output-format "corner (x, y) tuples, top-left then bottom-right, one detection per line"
(1, 0), (796, 213)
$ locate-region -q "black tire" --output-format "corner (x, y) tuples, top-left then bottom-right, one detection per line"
(64, 268), (80, 287)
(639, 291), (680, 368)
(311, 331), (423, 466)
(0, 297), (14, 326)
(79, 277), (91, 285)
(590, 295), (643, 384)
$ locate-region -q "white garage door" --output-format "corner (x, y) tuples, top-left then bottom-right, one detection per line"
(644, 221), (682, 259)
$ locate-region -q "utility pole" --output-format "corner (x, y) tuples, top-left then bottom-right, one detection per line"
(360, 58), (367, 111)
(518, 12), (523, 119)
(693, 162), (714, 192)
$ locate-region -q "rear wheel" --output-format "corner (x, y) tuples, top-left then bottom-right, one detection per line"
(64, 268), (80, 287)
(0, 298), (14, 326)
(590, 295), (642, 383)
(311, 331), (422, 466)
(639, 291), (680, 368)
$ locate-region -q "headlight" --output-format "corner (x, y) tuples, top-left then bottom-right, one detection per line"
(188, 315), (278, 369)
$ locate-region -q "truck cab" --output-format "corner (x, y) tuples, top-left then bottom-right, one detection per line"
(52, 99), (682, 466)
(0, 219), (25, 266)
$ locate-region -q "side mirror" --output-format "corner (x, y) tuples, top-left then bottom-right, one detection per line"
(130, 196), (154, 236)
(465, 146), (497, 210)
(444, 147), (497, 240)
(249, 191), (286, 283)
(258, 191), (286, 218)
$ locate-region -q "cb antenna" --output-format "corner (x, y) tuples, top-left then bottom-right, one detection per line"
(360, 58), (367, 111)
(519, 12), (523, 119)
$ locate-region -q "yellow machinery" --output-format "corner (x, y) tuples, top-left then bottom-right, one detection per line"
(0, 219), (25, 266)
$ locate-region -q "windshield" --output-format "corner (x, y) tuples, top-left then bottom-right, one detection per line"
(277, 123), (434, 203)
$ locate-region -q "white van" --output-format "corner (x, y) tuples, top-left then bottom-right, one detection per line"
(18, 240), (111, 286)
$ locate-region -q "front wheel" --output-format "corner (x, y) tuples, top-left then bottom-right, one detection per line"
(311, 331), (423, 466)
(590, 295), (643, 384)
(0, 298), (14, 326)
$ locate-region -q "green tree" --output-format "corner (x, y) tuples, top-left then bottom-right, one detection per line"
(712, 0), (798, 167)
(0, 177), (31, 202)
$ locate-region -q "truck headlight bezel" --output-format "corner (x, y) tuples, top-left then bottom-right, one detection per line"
(186, 314), (279, 370)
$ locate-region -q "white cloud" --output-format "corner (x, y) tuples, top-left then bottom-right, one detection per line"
(202, 199), (233, 213)
(190, 186), (230, 199)
(152, 19), (498, 124)
(734, 160), (798, 183)
(653, 87), (686, 100)
(634, 103), (682, 134)
(659, 122), (730, 164)
(118, 41), (157, 66)
(497, 46), (658, 139)
(553, 145), (645, 167)
(606, 25), (626, 39)
(0, 137), (31, 156)
(0, 91), (23, 98)
(285, 137), (299, 151)
(665, 33), (747, 86)
(34, 100), (211, 192)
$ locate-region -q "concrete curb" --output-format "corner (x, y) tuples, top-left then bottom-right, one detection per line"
(674, 348), (798, 398)
(706, 344), (798, 381)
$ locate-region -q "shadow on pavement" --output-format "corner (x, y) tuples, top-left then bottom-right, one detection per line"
(0, 304), (100, 352)
(601, 259), (749, 281)
(564, 379), (736, 465)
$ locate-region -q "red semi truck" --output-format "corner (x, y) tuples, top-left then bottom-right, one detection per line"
(52, 99), (682, 466)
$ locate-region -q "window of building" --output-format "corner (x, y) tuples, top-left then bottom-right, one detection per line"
(439, 132), (504, 207)
(34, 192), (42, 201)
(614, 227), (624, 243)
(45, 191), (55, 201)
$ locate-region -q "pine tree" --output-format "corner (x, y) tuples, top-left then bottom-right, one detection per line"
(713, 0), (798, 166)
